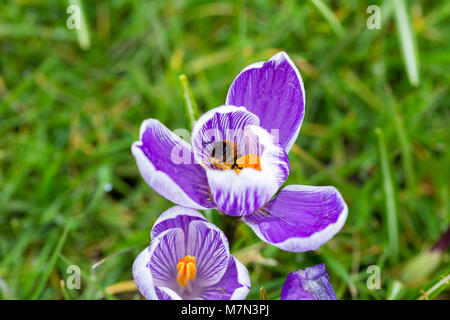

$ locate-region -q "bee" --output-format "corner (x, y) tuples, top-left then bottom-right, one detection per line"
(205, 139), (243, 171)
(204, 139), (261, 173)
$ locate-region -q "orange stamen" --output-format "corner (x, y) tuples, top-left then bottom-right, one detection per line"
(176, 255), (197, 287)
(235, 154), (261, 172)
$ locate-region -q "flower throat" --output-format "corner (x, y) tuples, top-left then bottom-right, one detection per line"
(208, 140), (261, 173)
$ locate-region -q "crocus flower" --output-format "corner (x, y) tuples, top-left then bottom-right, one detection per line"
(132, 52), (348, 252)
(281, 263), (337, 300)
(133, 206), (251, 300)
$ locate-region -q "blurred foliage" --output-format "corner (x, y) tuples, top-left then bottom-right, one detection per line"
(0, 0), (448, 300)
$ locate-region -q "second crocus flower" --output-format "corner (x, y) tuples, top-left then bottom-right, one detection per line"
(281, 263), (337, 300)
(133, 206), (250, 300)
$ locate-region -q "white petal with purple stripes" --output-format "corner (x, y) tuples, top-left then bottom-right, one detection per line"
(206, 125), (290, 216)
(191, 105), (260, 168)
(133, 206), (250, 300)
(186, 220), (230, 287)
(199, 257), (251, 300)
(148, 228), (185, 289)
(151, 206), (207, 240)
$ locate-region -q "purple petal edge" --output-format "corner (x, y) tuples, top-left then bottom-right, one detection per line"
(226, 52), (305, 153)
(243, 185), (348, 252)
(151, 206), (208, 240)
(132, 119), (214, 210)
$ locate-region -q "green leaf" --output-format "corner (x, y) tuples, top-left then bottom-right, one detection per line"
(309, 0), (345, 38)
(393, 0), (420, 86)
(68, 0), (91, 50)
(179, 74), (200, 131)
(375, 127), (399, 262)
(30, 218), (73, 300)
(417, 269), (450, 300)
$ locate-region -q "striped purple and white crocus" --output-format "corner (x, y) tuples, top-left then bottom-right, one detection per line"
(132, 52), (348, 252)
(133, 206), (250, 300)
(281, 263), (337, 300)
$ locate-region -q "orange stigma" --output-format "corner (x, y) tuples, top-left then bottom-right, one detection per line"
(235, 154), (261, 172)
(176, 255), (197, 287)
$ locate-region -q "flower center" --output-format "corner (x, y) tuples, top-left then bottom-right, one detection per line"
(208, 140), (261, 173)
(176, 255), (197, 287)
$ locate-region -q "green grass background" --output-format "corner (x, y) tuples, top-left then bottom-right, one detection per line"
(0, 0), (448, 300)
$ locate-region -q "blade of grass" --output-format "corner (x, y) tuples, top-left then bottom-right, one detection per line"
(384, 87), (416, 190)
(0, 277), (16, 300)
(60, 280), (72, 300)
(291, 144), (357, 196)
(30, 217), (73, 299)
(375, 128), (399, 262)
(68, 0), (91, 50)
(387, 280), (405, 300)
(91, 244), (141, 270)
(417, 269), (450, 300)
(342, 70), (384, 114)
(309, 0), (345, 38)
(393, 0), (420, 86)
(105, 280), (137, 295)
(179, 74), (200, 131)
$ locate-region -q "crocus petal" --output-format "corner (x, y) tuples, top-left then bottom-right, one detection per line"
(281, 263), (337, 300)
(206, 125), (289, 216)
(133, 209), (251, 300)
(155, 286), (182, 300)
(199, 257), (251, 300)
(132, 246), (158, 300)
(226, 52), (305, 153)
(151, 206), (208, 240)
(242, 185), (348, 252)
(186, 221), (230, 287)
(132, 119), (215, 210)
(133, 240), (185, 300)
(191, 105), (260, 168)
(148, 228), (185, 289)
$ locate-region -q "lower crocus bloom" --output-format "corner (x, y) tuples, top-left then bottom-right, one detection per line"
(133, 206), (251, 300)
(281, 263), (337, 300)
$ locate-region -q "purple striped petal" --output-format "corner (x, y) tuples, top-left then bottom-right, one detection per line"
(199, 257), (251, 300)
(133, 228), (186, 300)
(243, 185), (348, 252)
(155, 287), (182, 300)
(207, 125), (290, 216)
(148, 228), (185, 289)
(191, 105), (260, 168)
(132, 119), (215, 210)
(151, 206), (208, 240)
(133, 207), (250, 300)
(226, 52), (305, 153)
(281, 264), (337, 300)
(186, 221), (230, 287)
